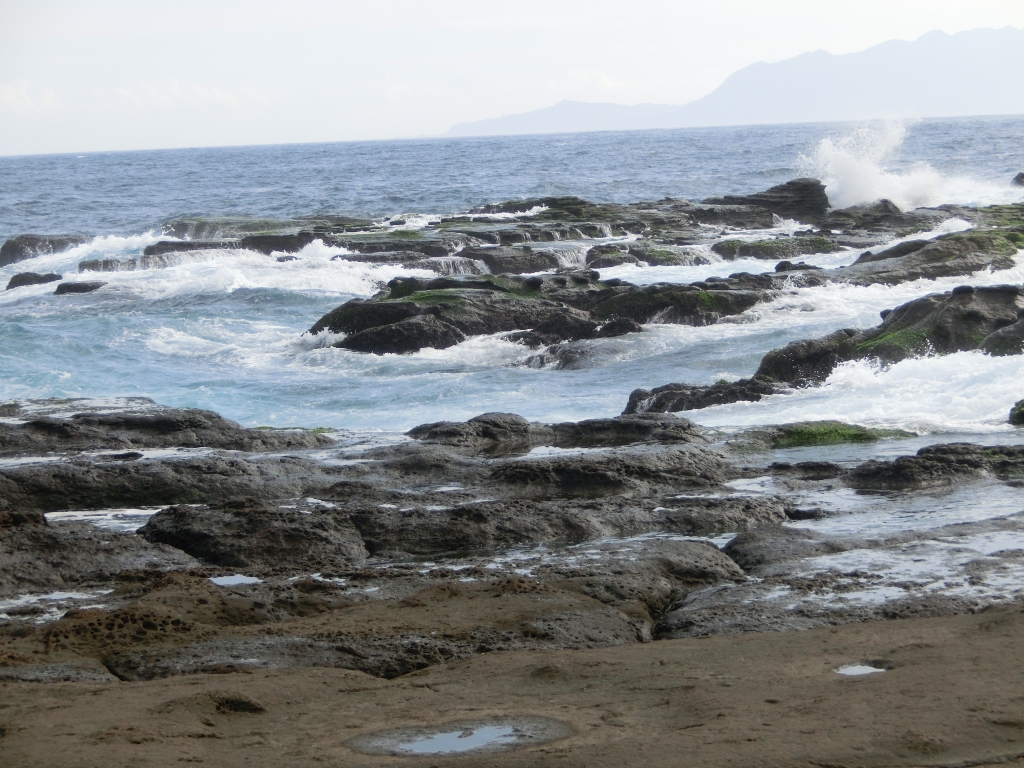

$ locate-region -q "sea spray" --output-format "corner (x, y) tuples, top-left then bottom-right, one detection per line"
(800, 120), (1024, 210)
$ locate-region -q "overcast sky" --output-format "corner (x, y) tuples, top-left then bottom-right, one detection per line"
(1, 0), (1022, 156)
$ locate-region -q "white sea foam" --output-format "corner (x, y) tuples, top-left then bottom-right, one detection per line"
(0, 235), (433, 306)
(801, 121), (1024, 210)
(687, 351), (1024, 434)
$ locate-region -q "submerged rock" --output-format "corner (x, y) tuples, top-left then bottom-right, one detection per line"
(5, 272), (62, 290)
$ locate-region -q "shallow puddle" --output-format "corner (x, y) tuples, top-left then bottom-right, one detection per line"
(835, 663), (887, 676)
(348, 717), (571, 756)
(0, 590), (113, 623)
(46, 506), (163, 532)
(209, 574), (262, 586)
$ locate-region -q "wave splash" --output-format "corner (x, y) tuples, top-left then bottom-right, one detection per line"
(801, 121), (1023, 211)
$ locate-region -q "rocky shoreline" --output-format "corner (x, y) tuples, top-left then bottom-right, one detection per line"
(2, 177), (1024, 763)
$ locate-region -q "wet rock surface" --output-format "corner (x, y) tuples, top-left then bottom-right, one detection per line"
(3, 397), (1024, 685)
(54, 280), (106, 295)
(308, 271), (770, 355)
(630, 284), (1024, 414)
(4, 184), (1024, 691)
(5, 272), (62, 290)
(0, 234), (90, 267)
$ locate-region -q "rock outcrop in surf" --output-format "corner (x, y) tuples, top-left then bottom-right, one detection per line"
(627, 283), (1024, 415)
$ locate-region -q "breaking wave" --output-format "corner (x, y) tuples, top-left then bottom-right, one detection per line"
(801, 121), (1024, 210)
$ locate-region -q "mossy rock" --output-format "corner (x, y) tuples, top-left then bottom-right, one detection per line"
(854, 327), (932, 356)
(771, 420), (913, 448)
(1011, 399), (1024, 426)
(710, 240), (744, 259)
(978, 202), (1024, 229)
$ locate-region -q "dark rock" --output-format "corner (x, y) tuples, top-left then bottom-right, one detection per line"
(238, 233), (317, 254)
(142, 241), (237, 257)
(836, 231), (1018, 286)
(1011, 400), (1024, 425)
(338, 314), (467, 354)
(140, 499), (368, 569)
(625, 242), (707, 266)
(594, 317), (644, 337)
(1012, 172), (1024, 187)
(0, 403), (332, 456)
(0, 453), (334, 513)
(537, 538), (744, 621)
(311, 271), (775, 355)
(350, 498), (603, 556)
(658, 496), (788, 535)
(532, 311), (599, 342)
(684, 204), (776, 229)
(407, 413), (546, 452)
(711, 235), (840, 260)
(775, 260), (822, 272)
(755, 329), (860, 384)
(847, 284), (1024, 364)
(846, 443), (1024, 491)
(703, 178), (830, 224)
(462, 246), (561, 274)
(981, 318), (1024, 357)
(723, 526), (857, 571)
(489, 447), (726, 499)
(586, 244), (637, 268)
(333, 237), (453, 258)
(309, 298), (423, 336)
(5, 272), (62, 290)
(54, 281), (106, 295)
(79, 252), (225, 272)
(408, 412), (706, 453)
(548, 413), (706, 448)
(0, 518), (197, 593)
(0, 234), (90, 267)
(628, 277), (1024, 417)
(624, 378), (779, 415)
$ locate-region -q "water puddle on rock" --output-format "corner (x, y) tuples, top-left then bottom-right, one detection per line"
(46, 507), (164, 531)
(0, 590), (113, 623)
(835, 663), (888, 676)
(347, 717), (571, 756)
(209, 574), (263, 586)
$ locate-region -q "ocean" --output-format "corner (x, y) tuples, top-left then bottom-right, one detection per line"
(1, 115), (1023, 435)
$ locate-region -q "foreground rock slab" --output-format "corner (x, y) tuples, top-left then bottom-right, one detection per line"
(2, 608), (1024, 767)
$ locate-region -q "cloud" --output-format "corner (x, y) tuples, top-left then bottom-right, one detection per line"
(0, 80), (59, 114)
(105, 79), (256, 111)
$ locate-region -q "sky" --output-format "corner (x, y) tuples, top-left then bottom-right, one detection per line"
(1, 0), (1023, 156)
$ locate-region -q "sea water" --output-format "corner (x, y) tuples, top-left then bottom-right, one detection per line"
(1, 116), (1023, 435)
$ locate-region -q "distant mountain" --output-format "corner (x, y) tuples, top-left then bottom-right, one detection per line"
(445, 27), (1024, 137)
